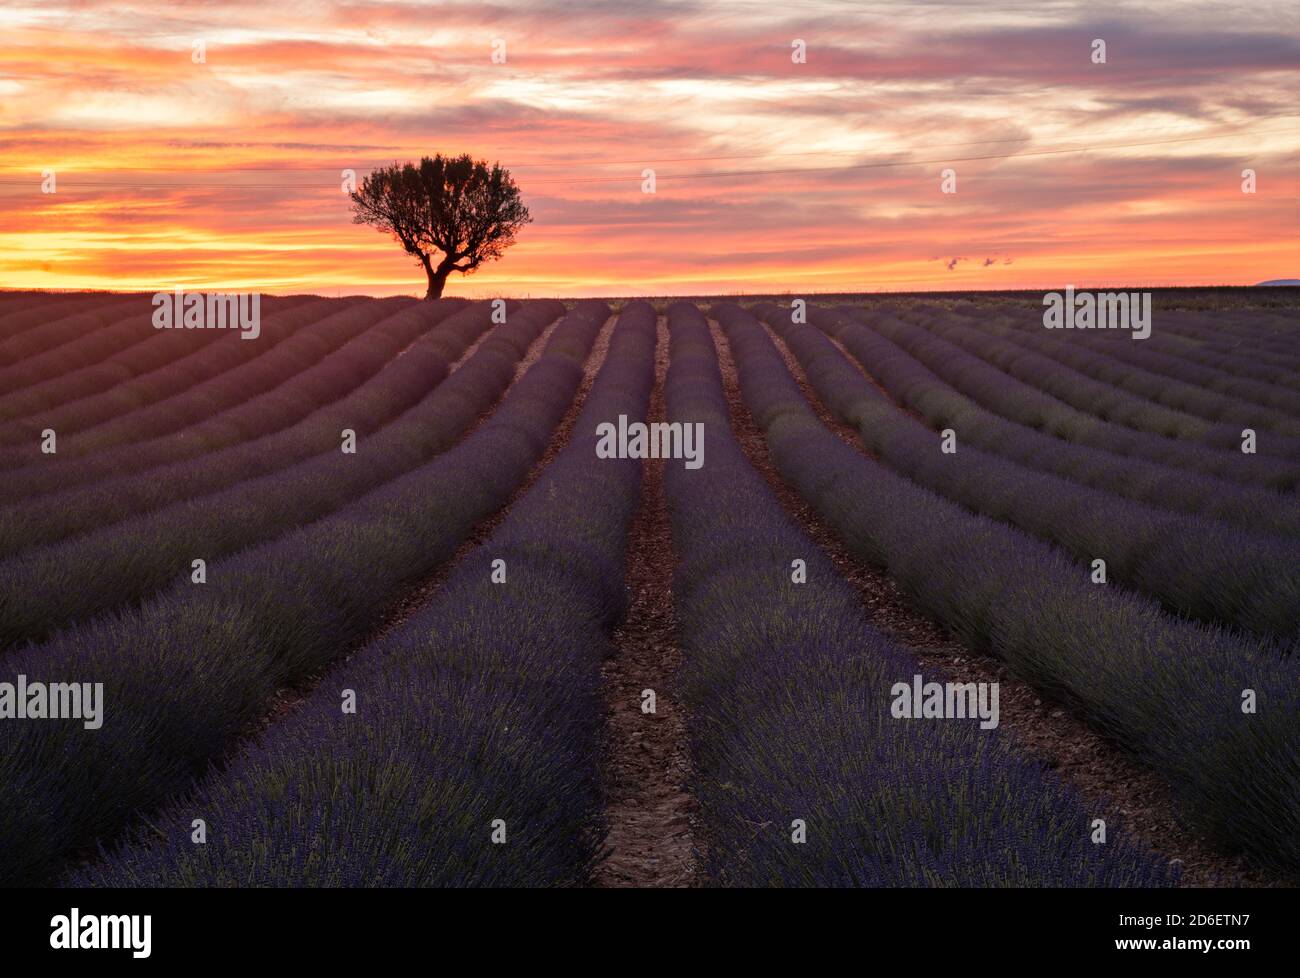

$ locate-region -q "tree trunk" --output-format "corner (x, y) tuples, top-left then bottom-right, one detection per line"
(422, 254), (455, 300)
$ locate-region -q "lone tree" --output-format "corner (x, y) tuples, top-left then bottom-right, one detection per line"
(350, 154), (531, 299)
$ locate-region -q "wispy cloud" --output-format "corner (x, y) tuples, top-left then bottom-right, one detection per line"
(0, 0), (1296, 294)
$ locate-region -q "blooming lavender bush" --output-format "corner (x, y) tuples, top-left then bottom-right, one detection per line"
(0, 296), (414, 498)
(0, 302), (563, 650)
(982, 303), (1300, 425)
(72, 301), (656, 887)
(880, 306), (1300, 488)
(0, 297), (407, 465)
(844, 305), (1299, 492)
(0, 300), (607, 885)
(753, 302), (1299, 537)
(736, 303), (1300, 640)
(709, 303), (1299, 873)
(0, 299), (477, 556)
(663, 301), (1172, 887)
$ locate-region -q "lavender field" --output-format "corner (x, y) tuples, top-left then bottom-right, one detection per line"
(0, 287), (1296, 889)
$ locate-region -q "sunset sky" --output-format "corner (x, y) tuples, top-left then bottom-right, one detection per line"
(1, 0), (1297, 297)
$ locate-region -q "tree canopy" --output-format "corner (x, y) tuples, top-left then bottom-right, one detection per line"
(350, 154), (531, 299)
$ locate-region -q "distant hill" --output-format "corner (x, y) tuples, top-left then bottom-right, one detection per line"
(1255, 279), (1300, 286)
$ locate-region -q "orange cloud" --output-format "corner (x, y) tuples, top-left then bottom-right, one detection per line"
(1, 1), (1296, 295)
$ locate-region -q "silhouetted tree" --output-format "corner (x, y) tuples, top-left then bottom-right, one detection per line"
(350, 154), (531, 299)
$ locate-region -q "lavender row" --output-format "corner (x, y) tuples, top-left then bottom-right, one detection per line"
(74, 301), (655, 887)
(0, 293), (67, 327)
(0, 294), (143, 364)
(664, 302), (1170, 886)
(755, 304), (1300, 539)
(947, 303), (1300, 435)
(0, 295), (149, 344)
(1144, 310), (1300, 377)
(709, 305), (1299, 872)
(0, 297), (488, 504)
(0, 297), (414, 460)
(846, 306), (1299, 492)
(1126, 309), (1300, 382)
(900, 305), (1300, 463)
(980, 303), (1300, 418)
(0, 299), (210, 404)
(0, 299), (479, 559)
(0, 295), (321, 424)
(0, 292), (63, 314)
(0, 296), (358, 462)
(0, 301), (561, 652)
(0, 299), (604, 885)
(945, 300), (1300, 385)
(731, 305), (1300, 641)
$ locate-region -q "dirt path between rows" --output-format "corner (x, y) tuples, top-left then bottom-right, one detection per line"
(593, 316), (700, 888)
(708, 314), (1291, 888)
